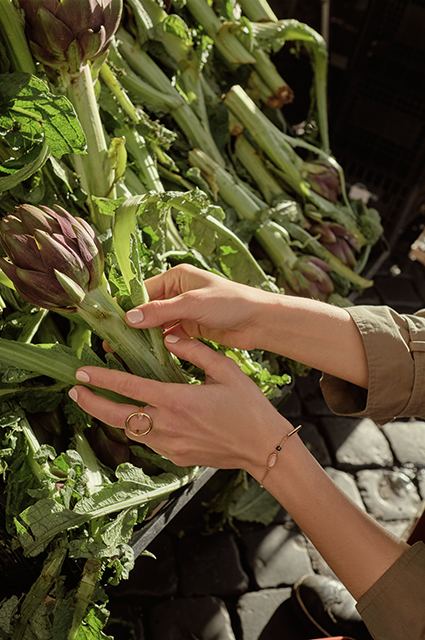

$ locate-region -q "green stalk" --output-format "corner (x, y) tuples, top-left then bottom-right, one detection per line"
(116, 29), (225, 166)
(99, 61), (140, 124)
(184, 0), (257, 65)
(0, 0), (36, 73)
(234, 133), (285, 203)
(0, 336), (132, 404)
(106, 44), (183, 113)
(238, 0), (278, 22)
(12, 546), (67, 640)
(224, 85), (307, 197)
(247, 69), (276, 107)
(135, 1), (211, 129)
(64, 65), (115, 232)
(76, 282), (186, 383)
(124, 167), (148, 195)
(188, 148), (298, 275)
(68, 558), (103, 640)
(120, 126), (164, 192)
(249, 47), (293, 107)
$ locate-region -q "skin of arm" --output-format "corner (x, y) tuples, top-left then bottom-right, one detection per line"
(69, 335), (407, 603)
(124, 264), (369, 389)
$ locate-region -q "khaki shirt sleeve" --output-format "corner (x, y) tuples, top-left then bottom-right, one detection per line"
(320, 305), (425, 424)
(356, 541), (425, 640)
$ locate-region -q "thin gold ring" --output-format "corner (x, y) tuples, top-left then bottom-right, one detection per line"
(124, 411), (153, 438)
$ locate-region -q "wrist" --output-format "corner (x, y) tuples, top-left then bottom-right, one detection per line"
(243, 415), (301, 482)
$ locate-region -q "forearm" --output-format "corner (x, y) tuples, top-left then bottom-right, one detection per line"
(249, 432), (409, 600)
(253, 294), (369, 388)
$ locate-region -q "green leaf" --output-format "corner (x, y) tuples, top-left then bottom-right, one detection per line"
(227, 475), (281, 525)
(0, 139), (49, 194)
(0, 72), (86, 158)
(74, 605), (113, 640)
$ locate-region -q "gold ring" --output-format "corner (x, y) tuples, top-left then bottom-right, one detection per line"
(124, 412), (153, 438)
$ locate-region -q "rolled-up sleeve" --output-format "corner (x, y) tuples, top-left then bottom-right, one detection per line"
(356, 541), (425, 640)
(320, 305), (425, 423)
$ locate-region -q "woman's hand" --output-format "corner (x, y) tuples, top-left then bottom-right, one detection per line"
(68, 334), (294, 478)
(124, 264), (272, 351)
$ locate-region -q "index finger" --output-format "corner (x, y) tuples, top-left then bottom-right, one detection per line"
(144, 264), (208, 301)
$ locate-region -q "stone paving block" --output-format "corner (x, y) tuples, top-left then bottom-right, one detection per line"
(325, 467), (366, 510)
(150, 596), (236, 640)
(382, 420), (425, 467)
(321, 417), (394, 469)
(111, 534), (178, 598)
(241, 525), (313, 589)
(299, 420), (332, 466)
(177, 531), (249, 597)
(304, 538), (338, 581)
(417, 469), (425, 499)
(237, 588), (311, 640)
(356, 468), (422, 521)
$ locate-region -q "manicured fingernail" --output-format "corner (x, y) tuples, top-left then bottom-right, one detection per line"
(164, 333), (179, 344)
(75, 370), (91, 382)
(126, 308), (144, 325)
(68, 387), (78, 402)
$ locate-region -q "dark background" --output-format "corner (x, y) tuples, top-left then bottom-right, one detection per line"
(269, 0), (425, 251)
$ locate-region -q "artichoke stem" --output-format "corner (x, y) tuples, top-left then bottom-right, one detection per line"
(65, 65), (115, 232)
(77, 284), (186, 383)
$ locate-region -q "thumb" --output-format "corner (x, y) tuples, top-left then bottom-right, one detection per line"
(164, 334), (239, 383)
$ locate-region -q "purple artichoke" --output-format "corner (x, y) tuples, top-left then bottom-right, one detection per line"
(304, 161), (341, 203)
(18, 0), (123, 74)
(0, 204), (104, 311)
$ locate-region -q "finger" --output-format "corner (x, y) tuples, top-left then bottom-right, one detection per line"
(102, 340), (114, 353)
(69, 385), (159, 443)
(143, 263), (204, 301)
(164, 335), (239, 382)
(73, 366), (171, 407)
(69, 384), (140, 430)
(125, 295), (201, 331)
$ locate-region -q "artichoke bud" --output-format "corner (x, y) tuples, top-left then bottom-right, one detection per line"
(305, 161), (341, 203)
(19, 0), (123, 74)
(0, 204), (104, 311)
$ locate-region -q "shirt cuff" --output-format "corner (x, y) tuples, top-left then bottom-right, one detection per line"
(320, 305), (415, 424)
(356, 542), (425, 640)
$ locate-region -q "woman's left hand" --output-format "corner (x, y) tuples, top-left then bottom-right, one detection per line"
(68, 334), (293, 480)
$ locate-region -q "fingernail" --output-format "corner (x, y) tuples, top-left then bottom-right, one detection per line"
(68, 387), (78, 402)
(164, 333), (180, 344)
(75, 370), (91, 382)
(126, 308), (144, 325)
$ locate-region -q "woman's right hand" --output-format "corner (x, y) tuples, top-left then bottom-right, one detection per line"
(125, 264), (273, 351)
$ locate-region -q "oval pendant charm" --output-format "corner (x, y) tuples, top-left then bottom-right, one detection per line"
(267, 453), (278, 468)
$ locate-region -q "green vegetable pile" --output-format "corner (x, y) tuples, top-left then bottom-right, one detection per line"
(0, 0), (384, 637)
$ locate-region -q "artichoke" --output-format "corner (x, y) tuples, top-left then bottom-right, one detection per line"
(0, 204), (103, 311)
(0, 203), (186, 383)
(18, 0), (123, 74)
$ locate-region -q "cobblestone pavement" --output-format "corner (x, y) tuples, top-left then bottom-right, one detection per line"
(105, 240), (425, 640)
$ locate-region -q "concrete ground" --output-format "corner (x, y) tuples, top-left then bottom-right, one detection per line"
(105, 235), (425, 640)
